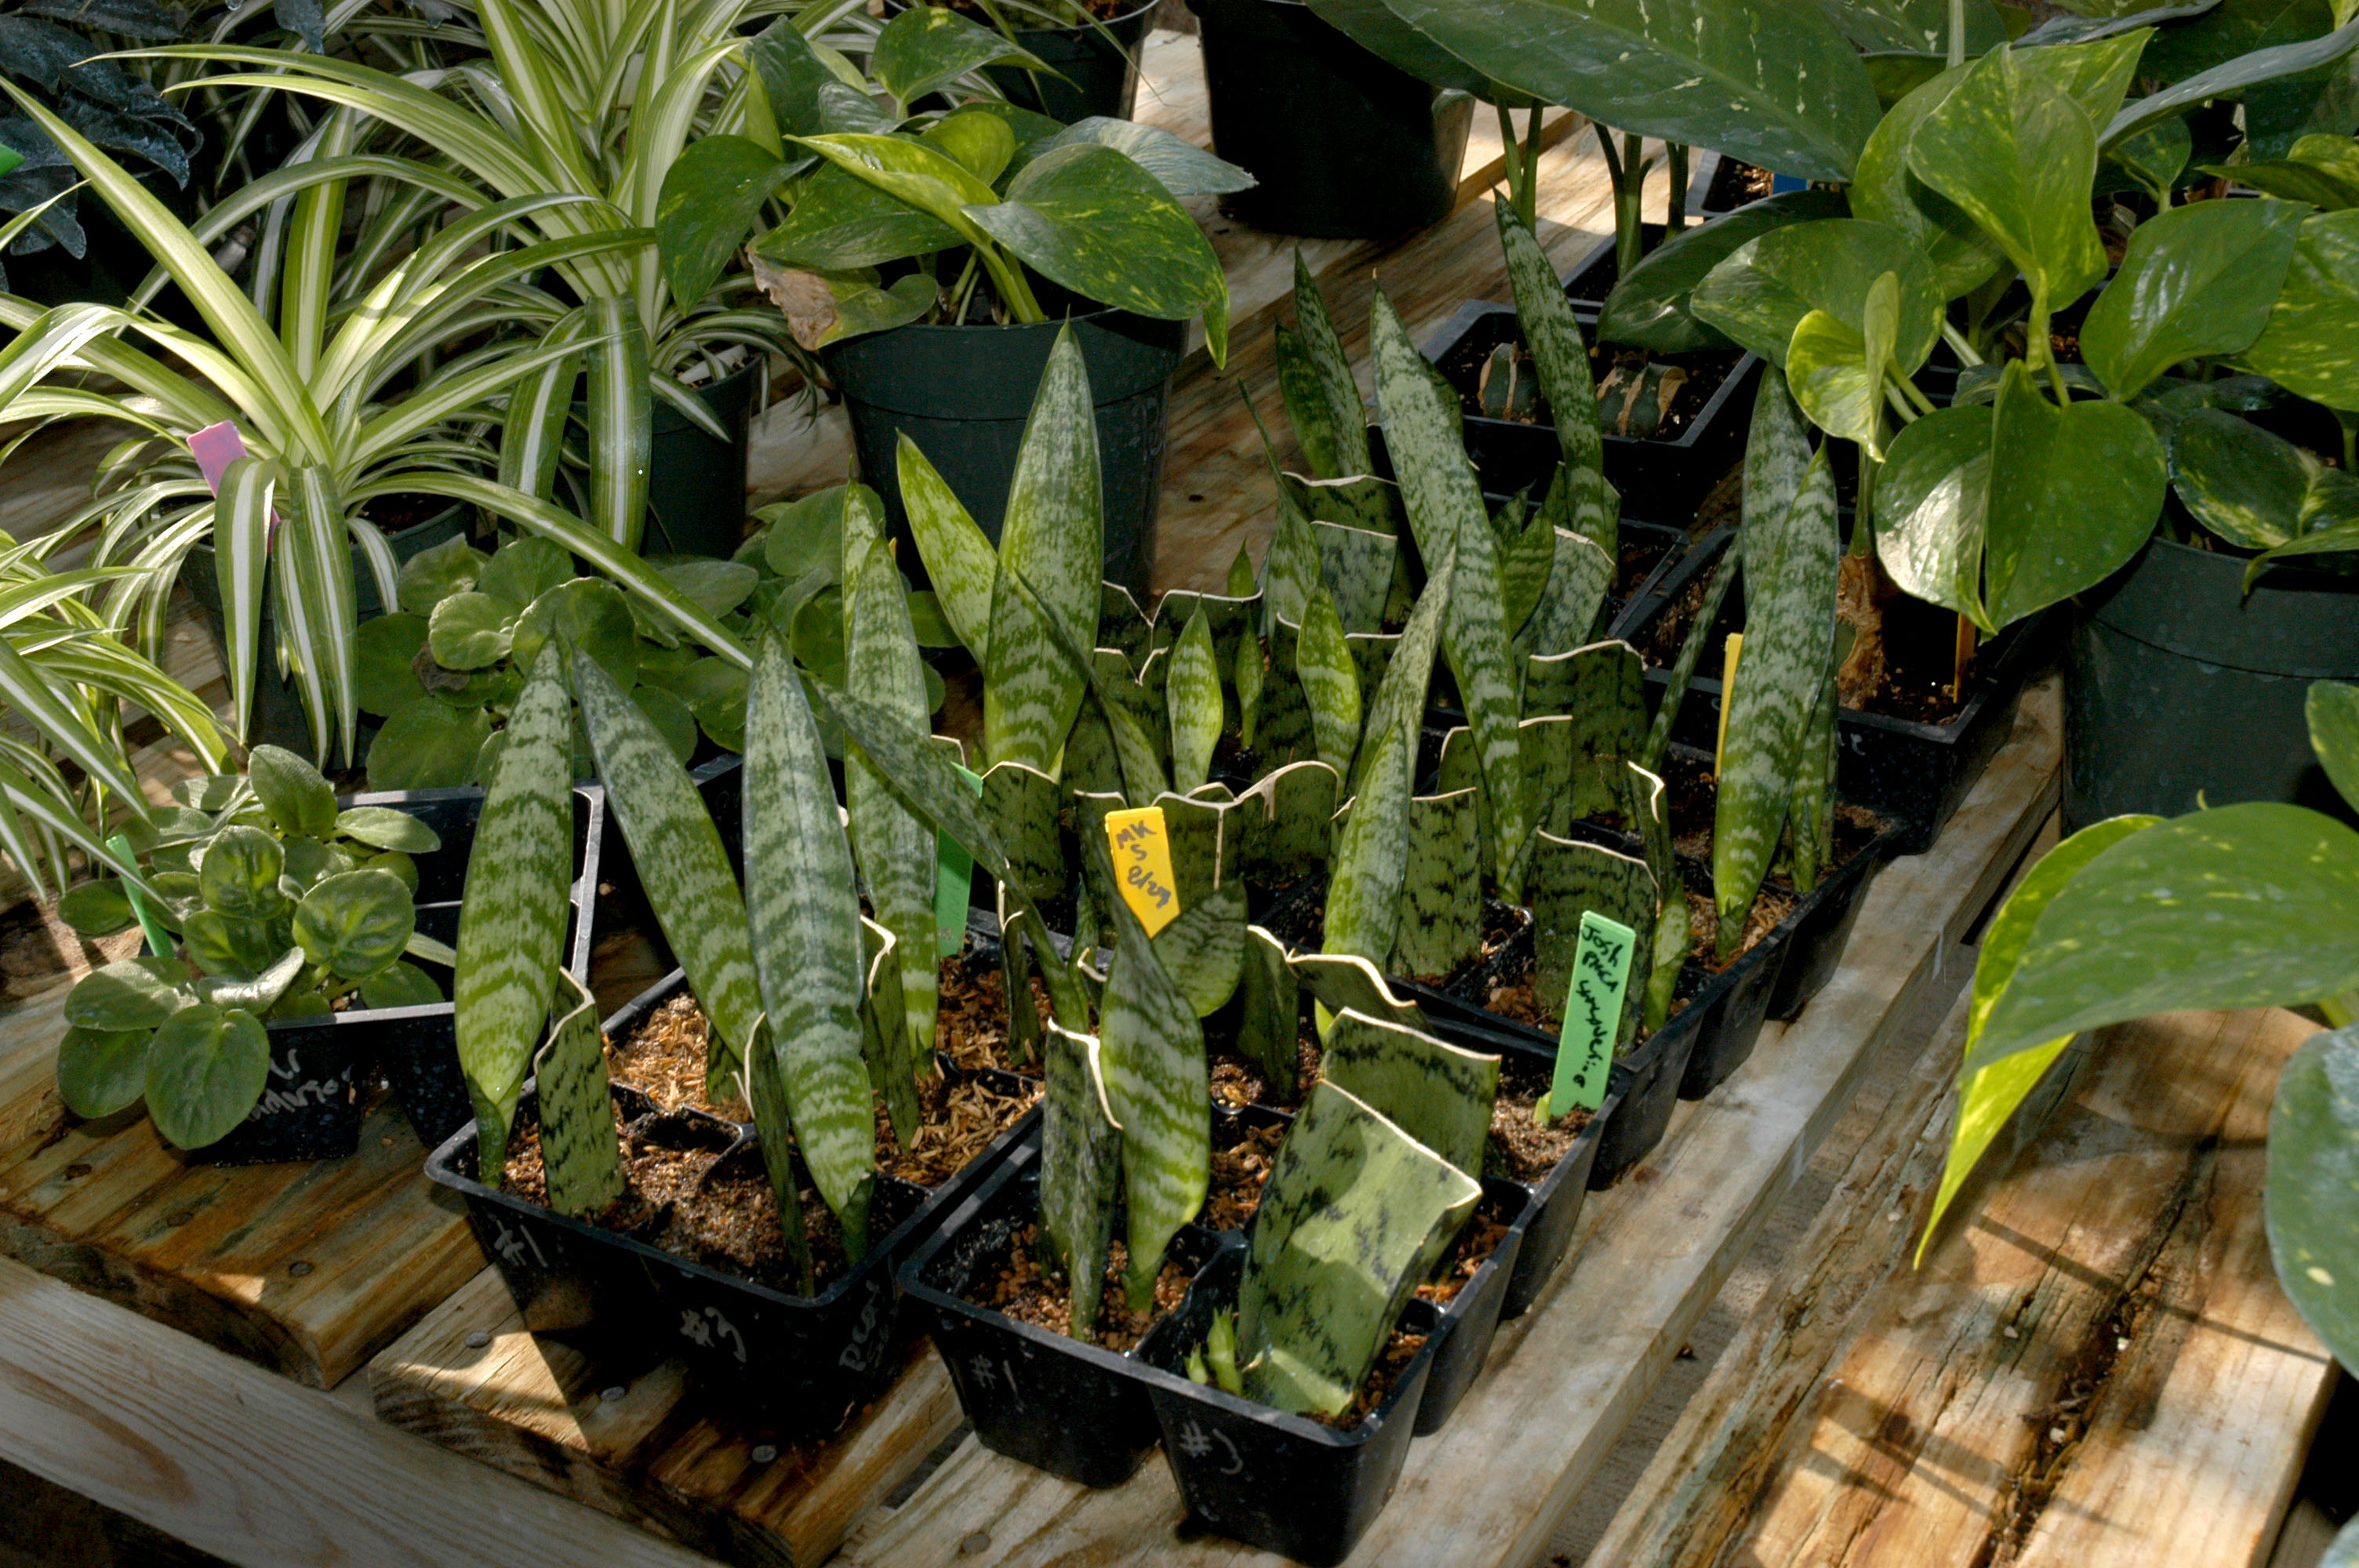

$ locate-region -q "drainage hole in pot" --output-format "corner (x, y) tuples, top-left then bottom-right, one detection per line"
(971, 1222), (1193, 1352)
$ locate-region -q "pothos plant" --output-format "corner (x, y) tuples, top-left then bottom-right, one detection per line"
(1910, 681), (2359, 1562)
(654, 12), (1244, 354)
(53, 745), (453, 1150)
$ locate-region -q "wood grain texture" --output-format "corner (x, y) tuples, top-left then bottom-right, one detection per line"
(833, 682), (2062, 1568)
(0, 1252), (715, 1568)
(1595, 999), (2332, 1568)
(368, 1270), (963, 1568)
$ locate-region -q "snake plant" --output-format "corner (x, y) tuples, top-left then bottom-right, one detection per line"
(55, 745), (453, 1149)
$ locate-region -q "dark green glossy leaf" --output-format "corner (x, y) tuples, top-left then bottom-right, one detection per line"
(65, 954), (191, 1031)
(1600, 190), (1851, 354)
(2081, 196), (2307, 399)
(293, 868), (413, 981)
(2241, 208), (2359, 410)
(1029, 117), (1256, 197)
(2268, 1021), (2359, 1372)
(1852, 61), (2012, 300)
(871, 4), (1044, 105)
(659, 133), (794, 312)
(2169, 405), (2359, 549)
(2311, 681), (2359, 813)
(58, 877), (133, 937)
(2106, 16), (2359, 151)
(366, 701), (493, 792)
(754, 161), (962, 273)
(355, 613), (430, 717)
(334, 807), (439, 855)
(56, 1025), (150, 1118)
(247, 746), (336, 840)
(360, 960), (443, 1011)
(1692, 217), (1944, 373)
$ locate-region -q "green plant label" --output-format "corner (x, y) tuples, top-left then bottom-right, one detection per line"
(1547, 910), (1636, 1117)
(1103, 805), (1182, 937)
(933, 763), (986, 957)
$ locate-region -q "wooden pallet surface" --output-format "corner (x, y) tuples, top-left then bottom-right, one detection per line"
(369, 1270), (960, 1568)
(831, 682), (2062, 1568)
(1587, 996), (2332, 1568)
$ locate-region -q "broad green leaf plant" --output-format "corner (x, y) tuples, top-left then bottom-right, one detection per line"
(53, 746), (453, 1149)
(683, 13), (1242, 354)
(1918, 682), (2359, 1562)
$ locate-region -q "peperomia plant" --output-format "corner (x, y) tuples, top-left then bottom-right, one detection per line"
(54, 745), (450, 1150)
(1910, 681), (2359, 1563)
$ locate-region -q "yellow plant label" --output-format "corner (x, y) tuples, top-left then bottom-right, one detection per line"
(1103, 806), (1182, 936)
(1715, 631), (1744, 771)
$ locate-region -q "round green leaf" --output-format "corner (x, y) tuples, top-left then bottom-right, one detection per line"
(359, 959), (444, 1011)
(428, 590), (518, 670)
(58, 878), (135, 938)
(2314, 682), (2359, 816)
(334, 806), (442, 854)
(634, 684), (700, 762)
(1691, 217), (1943, 373)
(1852, 61), (2013, 301)
(473, 729), (511, 789)
(271, 992), (333, 1021)
(247, 746), (337, 839)
(355, 614), (431, 717)
(758, 486), (849, 583)
(397, 534), (486, 615)
(655, 556), (760, 619)
(56, 1025), (152, 1118)
(363, 850), (420, 895)
(278, 837), (351, 895)
(148, 872), (201, 929)
(367, 701), (495, 792)
(792, 586), (848, 684)
(2241, 209), (2359, 412)
(181, 909), (291, 982)
(294, 868), (416, 980)
(474, 536), (573, 611)
(512, 578), (638, 690)
(66, 956), (194, 1030)
(143, 1004), (271, 1150)
(2081, 197), (2308, 401)
(196, 825), (285, 918)
(173, 775), (241, 811)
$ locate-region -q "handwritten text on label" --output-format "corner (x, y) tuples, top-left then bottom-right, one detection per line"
(1103, 806), (1182, 936)
(1547, 909), (1635, 1118)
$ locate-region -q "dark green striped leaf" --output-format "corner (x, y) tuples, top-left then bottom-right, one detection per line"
(1391, 786), (1482, 981)
(1286, 948), (1428, 1031)
(1499, 199), (1612, 546)
(1237, 1080), (1480, 1417)
(1153, 878), (1248, 1018)
(1282, 250), (1371, 479)
(1528, 833), (1658, 1047)
(1528, 640), (1648, 822)
(535, 971), (623, 1221)
(1294, 593), (1362, 779)
(1522, 528), (1616, 661)
(1324, 718), (1412, 969)
(1311, 521), (1396, 635)
(1320, 1008), (1499, 1179)
(1041, 1019), (1122, 1337)
(1098, 866), (1209, 1308)
(1234, 926), (1304, 1093)
(1167, 607), (1223, 793)
(1717, 424), (1840, 956)
(576, 650), (762, 1083)
(454, 648), (581, 1174)
(861, 918), (921, 1145)
(745, 630), (878, 1252)
(746, 1019), (818, 1297)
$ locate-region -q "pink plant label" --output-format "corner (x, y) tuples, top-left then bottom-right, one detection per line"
(186, 420), (250, 497)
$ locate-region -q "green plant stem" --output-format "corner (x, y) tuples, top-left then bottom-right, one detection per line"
(1939, 319), (1986, 368)
(1948, 0), (1968, 66)
(1496, 100), (1528, 223)
(2028, 293), (2068, 404)
(1898, 372), (1937, 417)
(1665, 143), (1688, 235)
(1854, 442), (1879, 559)
(975, 241), (1044, 324)
(2339, 409), (2359, 473)
(1521, 107), (1544, 231)
(949, 252), (981, 325)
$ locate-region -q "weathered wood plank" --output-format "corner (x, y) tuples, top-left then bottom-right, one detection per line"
(834, 681), (2062, 1568)
(366, 1269), (964, 1568)
(1606, 1001), (2331, 1568)
(0, 1252), (718, 1568)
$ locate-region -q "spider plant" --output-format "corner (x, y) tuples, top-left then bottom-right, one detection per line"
(0, 85), (663, 768)
(118, 0), (821, 552)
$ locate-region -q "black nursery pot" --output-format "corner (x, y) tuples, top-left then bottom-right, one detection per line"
(2063, 535), (2359, 833)
(180, 504), (467, 763)
(1403, 1178), (1526, 1437)
(1627, 530), (2055, 855)
(192, 1025), (373, 1164)
(1423, 300), (1765, 523)
(1136, 1247), (1438, 1568)
(642, 359), (761, 559)
(899, 1143), (1225, 1488)
(1478, 1038), (1610, 1319)
(823, 307), (1184, 593)
(1185, 0), (1474, 239)
(989, 0), (1157, 122)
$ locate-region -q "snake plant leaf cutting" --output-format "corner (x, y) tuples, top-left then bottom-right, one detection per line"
(1234, 1079), (1481, 1418)
(575, 648), (764, 1087)
(1294, 591), (1363, 780)
(1372, 285), (1527, 890)
(1092, 837), (1211, 1309)
(1319, 1009), (1500, 1180)
(536, 971), (626, 1221)
(1325, 714), (1415, 972)
(1496, 199), (1616, 552)
(1167, 607), (1224, 793)
(1391, 782), (1484, 978)
(1376, 0), (1881, 184)
(1714, 381), (1841, 956)
(455, 645), (578, 1176)
(747, 627), (880, 1257)
(1528, 833), (1659, 1045)
(1040, 1018), (1123, 1338)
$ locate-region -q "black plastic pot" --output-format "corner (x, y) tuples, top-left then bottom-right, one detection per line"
(2063, 536), (2359, 833)
(990, 0), (1156, 122)
(1185, 0), (1474, 240)
(1136, 1246), (1438, 1567)
(1481, 1037), (1611, 1319)
(1423, 300), (1765, 524)
(1627, 529), (2056, 855)
(823, 307), (1185, 593)
(1762, 818), (1903, 1022)
(180, 504), (468, 763)
(643, 360), (761, 558)
(900, 1143), (1227, 1487)
(1403, 1178), (1525, 1437)
(192, 1026), (373, 1165)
